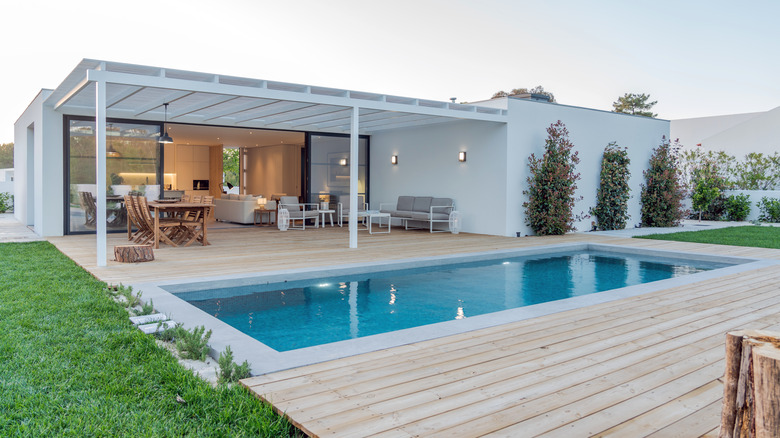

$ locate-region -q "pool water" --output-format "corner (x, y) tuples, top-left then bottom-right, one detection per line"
(177, 251), (730, 352)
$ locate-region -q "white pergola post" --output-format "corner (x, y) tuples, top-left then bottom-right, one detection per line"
(95, 80), (107, 266)
(348, 106), (359, 249)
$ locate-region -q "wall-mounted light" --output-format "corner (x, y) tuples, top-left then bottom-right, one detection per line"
(391, 155), (398, 165)
(458, 151), (467, 162)
(339, 158), (348, 166)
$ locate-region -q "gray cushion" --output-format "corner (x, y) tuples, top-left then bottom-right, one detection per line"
(383, 209), (413, 218)
(412, 197), (433, 213)
(396, 196), (415, 211)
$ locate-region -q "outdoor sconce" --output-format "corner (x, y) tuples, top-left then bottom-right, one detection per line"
(458, 151), (467, 162)
(339, 158), (348, 166)
(391, 155), (398, 165)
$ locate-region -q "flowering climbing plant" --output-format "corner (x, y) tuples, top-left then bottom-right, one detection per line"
(523, 120), (582, 235)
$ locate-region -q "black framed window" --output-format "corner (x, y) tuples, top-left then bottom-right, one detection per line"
(306, 133), (369, 209)
(64, 116), (163, 234)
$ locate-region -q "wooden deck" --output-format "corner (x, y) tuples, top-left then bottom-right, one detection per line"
(48, 226), (780, 437)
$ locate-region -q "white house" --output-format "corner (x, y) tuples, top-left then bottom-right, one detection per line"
(0, 168), (13, 197)
(15, 59), (668, 266)
(671, 106), (780, 155)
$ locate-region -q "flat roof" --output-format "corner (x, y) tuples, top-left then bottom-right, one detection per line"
(45, 59), (507, 134)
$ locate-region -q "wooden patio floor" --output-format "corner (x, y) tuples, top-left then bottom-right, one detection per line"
(48, 226), (780, 437)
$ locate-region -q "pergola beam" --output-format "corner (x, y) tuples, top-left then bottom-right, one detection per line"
(84, 69), (507, 124)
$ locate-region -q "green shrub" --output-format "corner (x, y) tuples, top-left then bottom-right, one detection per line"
(591, 142), (631, 230)
(724, 193), (751, 221)
(0, 192), (12, 213)
(757, 197), (780, 222)
(137, 299), (155, 316)
(176, 325), (212, 361)
(156, 322), (182, 342)
(523, 120), (582, 235)
(640, 137), (685, 227)
(218, 346), (252, 384)
(691, 176), (727, 221)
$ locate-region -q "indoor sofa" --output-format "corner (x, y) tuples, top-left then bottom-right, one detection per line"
(214, 194), (259, 224)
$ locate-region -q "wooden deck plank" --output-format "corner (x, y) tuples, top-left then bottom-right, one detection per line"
(360, 301), (780, 438)
(46, 226), (780, 437)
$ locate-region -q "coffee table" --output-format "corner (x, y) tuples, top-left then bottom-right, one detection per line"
(360, 211), (390, 234)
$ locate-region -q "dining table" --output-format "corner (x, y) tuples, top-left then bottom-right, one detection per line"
(147, 201), (211, 249)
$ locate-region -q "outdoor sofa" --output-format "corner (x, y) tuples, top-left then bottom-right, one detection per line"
(379, 196), (455, 233)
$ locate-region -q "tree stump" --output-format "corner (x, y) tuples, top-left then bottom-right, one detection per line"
(114, 245), (154, 263)
(719, 330), (780, 438)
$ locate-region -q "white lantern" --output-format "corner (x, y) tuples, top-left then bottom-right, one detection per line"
(448, 210), (462, 234)
(277, 208), (290, 231)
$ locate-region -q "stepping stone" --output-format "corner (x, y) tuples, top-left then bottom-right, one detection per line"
(129, 313), (167, 325)
(137, 320), (177, 335)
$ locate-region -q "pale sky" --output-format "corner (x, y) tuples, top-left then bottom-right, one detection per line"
(1, 0), (778, 143)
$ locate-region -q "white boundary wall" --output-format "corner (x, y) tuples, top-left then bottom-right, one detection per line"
(726, 190), (780, 221)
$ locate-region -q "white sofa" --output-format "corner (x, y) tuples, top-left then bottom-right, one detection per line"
(214, 194), (259, 224)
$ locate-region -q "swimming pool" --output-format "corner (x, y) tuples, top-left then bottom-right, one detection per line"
(174, 248), (731, 352)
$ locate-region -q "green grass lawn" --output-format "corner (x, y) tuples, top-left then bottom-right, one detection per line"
(636, 225), (780, 249)
(0, 242), (299, 437)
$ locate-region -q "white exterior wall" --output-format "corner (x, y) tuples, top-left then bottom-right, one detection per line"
(369, 120), (508, 235)
(506, 99), (670, 236)
(14, 89), (64, 236)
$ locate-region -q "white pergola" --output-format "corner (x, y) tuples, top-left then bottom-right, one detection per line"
(46, 59), (508, 266)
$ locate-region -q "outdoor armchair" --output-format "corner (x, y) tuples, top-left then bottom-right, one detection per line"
(278, 196), (319, 230)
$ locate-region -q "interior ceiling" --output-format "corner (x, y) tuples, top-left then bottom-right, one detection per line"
(166, 123), (304, 148)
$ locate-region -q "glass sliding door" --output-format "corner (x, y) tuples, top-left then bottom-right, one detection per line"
(308, 133), (369, 210)
(66, 117), (162, 234)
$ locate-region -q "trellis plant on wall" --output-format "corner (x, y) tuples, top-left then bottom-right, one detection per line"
(591, 142), (631, 231)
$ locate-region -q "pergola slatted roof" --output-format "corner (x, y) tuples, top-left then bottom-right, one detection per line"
(46, 59), (507, 134)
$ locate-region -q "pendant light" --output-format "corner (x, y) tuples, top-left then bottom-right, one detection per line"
(106, 124), (122, 158)
(158, 103), (174, 144)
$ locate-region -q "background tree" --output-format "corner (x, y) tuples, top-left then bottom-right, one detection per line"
(612, 93), (657, 118)
(523, 120), (581, 235)
(640, 137), (685, 227)
(222, 148), (240, 188)
(0, 142), (13, 168)
(492, 85), (556, 102)
(591, 142), (631, 230)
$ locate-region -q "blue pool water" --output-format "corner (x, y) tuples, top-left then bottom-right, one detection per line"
(176, 250), (730, 352)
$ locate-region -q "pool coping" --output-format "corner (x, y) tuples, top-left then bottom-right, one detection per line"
(129, 242), (778, 375)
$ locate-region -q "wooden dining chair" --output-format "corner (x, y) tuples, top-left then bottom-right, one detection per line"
(137, 196), (182, 247)
(124, 195), (151, 244)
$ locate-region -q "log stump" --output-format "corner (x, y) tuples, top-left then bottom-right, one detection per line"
(114, 244), (154, 263)
(720, 330), (780, 438)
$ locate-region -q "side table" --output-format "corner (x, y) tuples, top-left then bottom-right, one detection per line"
(254, 208), (277, 226)
(318, 209), (335, 227)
